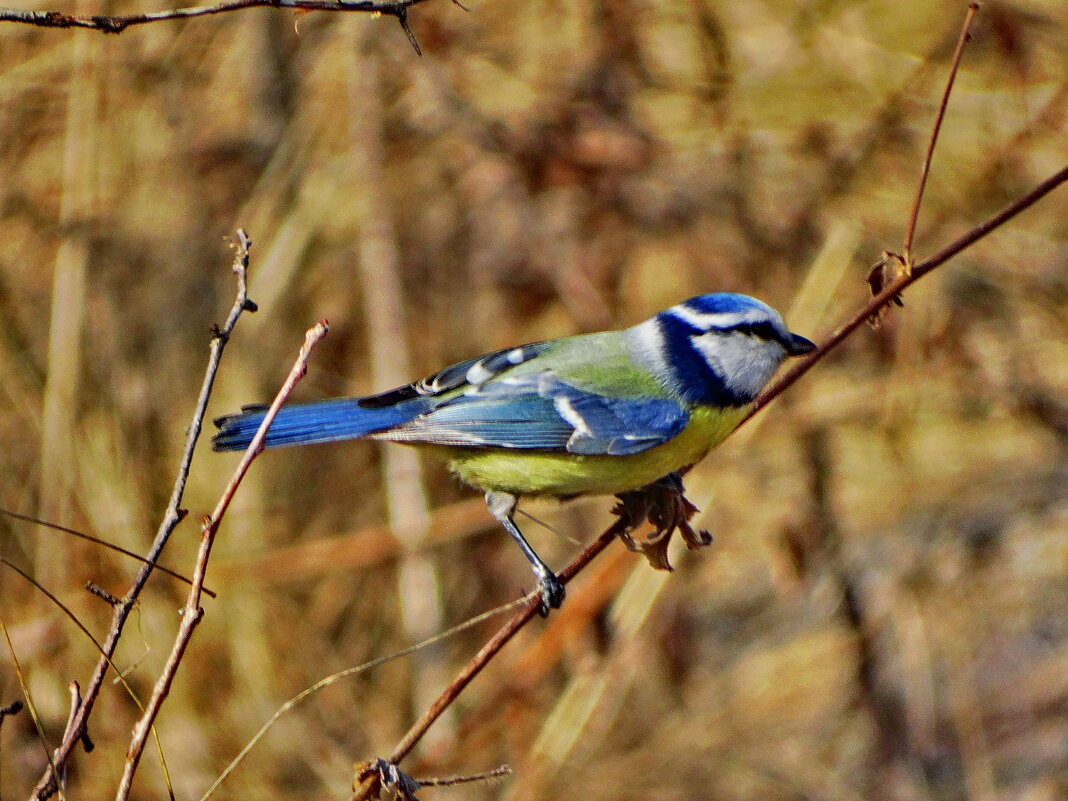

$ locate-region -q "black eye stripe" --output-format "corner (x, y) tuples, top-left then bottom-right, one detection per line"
(716, 321), (783, 342)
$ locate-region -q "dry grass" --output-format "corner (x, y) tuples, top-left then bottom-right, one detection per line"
(1, 1), (1066, 799)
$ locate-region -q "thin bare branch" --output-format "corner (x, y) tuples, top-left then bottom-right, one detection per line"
(115, 320), (329, 801)
(419, 764), (512, 787)
(62, 683), (93, 754)
(32, 231), (257, 800)
(0, 508), (216, 598)
(0, 0), (435, 33)
(2, 558), (186, 788)
(0, 617), (58, 794)
(902, 2), (980, 258)
(2, 560), (107, 656)
(391, 6), (421, 55)
(0, 559), (156, 735)
(355, 759), (511, 799)
(350, 514), (632, 800)
(201, 598), (524, 800)
(755, 163), (1068, 416)
(84, 583), (120, 606)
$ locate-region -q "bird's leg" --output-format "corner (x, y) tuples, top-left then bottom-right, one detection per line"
(485, 491), (566, 615)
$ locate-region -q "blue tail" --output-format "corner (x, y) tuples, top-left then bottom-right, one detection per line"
(212, 398), (424, 452)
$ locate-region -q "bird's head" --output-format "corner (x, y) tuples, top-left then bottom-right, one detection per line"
(630, 293), (816, 407)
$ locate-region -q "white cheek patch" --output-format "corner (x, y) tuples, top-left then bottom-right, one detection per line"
(690, 333), (785, 401)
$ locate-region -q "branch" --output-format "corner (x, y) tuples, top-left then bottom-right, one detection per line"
(0, 0), (437, 52)
(31, 231), (257, 800)
(115, 320), (329, 801)
(201, 598), (524, 799)
(0, 508), (216, 598)
(753, 164), (1068, 416)
(902, 2), (980, 258)
(351, 514), (632, 800)
(349, 161), (1067, 801)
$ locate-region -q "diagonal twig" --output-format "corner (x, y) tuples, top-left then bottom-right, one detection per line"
(0, 508), (216, 598)
(902, 2), (981, 260)
(350, 513), (633, 800)
(201, 597), (524, 799)
(115, 319), (329, 801)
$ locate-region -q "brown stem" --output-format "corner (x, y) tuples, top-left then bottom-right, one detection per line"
(902, 2), (980, 258)
(0, 509), (216, 598)
(752, 164), (1068, 417)
(115, 321), (328, 800)
(350, 517), (629, 800)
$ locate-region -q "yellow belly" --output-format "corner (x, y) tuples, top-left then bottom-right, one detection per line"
(419, 405), (750, 498)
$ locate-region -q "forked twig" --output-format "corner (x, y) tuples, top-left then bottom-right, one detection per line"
(115, 319), (329, 801)
(0, 0), (426, 30)
(2, 557), (188, 789)
(357, 759), (512, 801)
(867, 2), (980, 320)
(756, 164), (1068, 416)
(418, 764), (512, 788)
(351, 512), (635, 800)
(31, 231), (258, 800)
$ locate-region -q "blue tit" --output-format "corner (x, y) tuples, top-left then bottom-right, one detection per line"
(213, 293), (816, 612)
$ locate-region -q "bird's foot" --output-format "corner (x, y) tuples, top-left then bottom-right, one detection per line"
(352, 758), (420, 801)
(613, 471), (713, 571)
(532, 567), (566, 617)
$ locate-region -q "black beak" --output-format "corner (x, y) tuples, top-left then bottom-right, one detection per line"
(785, 332), (817, 356)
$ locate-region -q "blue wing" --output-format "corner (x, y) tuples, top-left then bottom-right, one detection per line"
(213, 342), (551, 452)
(380, 372), (689, 456)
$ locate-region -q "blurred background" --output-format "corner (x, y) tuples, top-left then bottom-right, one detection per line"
(1, 1), (1066, 799)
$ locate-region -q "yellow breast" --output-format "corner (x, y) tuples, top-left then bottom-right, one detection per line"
(418, 405), (751, 498)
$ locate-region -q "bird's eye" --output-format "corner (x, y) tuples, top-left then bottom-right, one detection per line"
(723, 321), (781, 342)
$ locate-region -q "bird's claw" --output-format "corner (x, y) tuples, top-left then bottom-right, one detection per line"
(533, 569), (566, 617)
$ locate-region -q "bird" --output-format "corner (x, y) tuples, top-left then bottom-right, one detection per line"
(213, 292), (816, 613)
